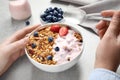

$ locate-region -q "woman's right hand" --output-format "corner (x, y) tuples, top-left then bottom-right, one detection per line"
(95, 10), (120, 72)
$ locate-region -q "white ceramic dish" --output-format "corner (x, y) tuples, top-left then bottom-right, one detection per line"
(25, 23), (84, 72)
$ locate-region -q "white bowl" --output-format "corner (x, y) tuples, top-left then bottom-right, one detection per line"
(25, 23), (84, 72)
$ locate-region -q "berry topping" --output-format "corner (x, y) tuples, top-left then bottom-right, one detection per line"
(59, 27), (68, 36)
(50, 24), (61, 32)
(48, 37), (53, 42)
(33, 31), (39, 37)
(47, 55), (53, 60)
(55, 47), (60, 51)
(25, 21), (30, 25)
(31, 43), (37, 48)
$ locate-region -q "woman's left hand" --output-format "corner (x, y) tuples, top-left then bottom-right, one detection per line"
(0, 24), (39, 76)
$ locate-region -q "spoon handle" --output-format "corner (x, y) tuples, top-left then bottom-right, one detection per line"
(86, 13), (101, 17)
(86, 13), (112, 21)
(87, 16), (111, 21)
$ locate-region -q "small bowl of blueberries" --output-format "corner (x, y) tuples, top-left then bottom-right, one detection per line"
(40, 7), (64, 24)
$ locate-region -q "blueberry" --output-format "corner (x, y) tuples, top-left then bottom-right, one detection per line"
(58, 8), (63, 15)
(33, 31), (39, 37)
(45, 7), (53, 13)
(58, 18), (62, 21)
(48, 7), (53, 12)
(42, 17), (46, 21)
(46, 15), (52, 20)
(47, 55), (53, 60)
(53, 10), (58, 16)
(55, 47), (60, 51)
(41, 13), (48, 21)
(25, 21), (30, 25)
(60, 11), (63, 15)
(58, 13), (62, 17)
(41, 13), (47, 18)
(31, 43), (37, 48)
(46, 20), (52, 23)
(58, 8), (62, 12)
(54, 7), (58, 10)
(44, 13), (48, 17)
(48, 37), (53, 42)
(56, 8), (60, 12)
(40, 14), (44, 18)
(60, 15), (63, 19)
(44, 8), (49, 13)
(49, 12), (54, 16)
(52, 16), (58, 22)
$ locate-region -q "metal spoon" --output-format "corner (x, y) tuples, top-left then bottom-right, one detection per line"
(64, 5), (112, 24)
(63, 5), (112, 34)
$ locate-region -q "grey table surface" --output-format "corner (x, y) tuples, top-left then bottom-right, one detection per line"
(0, 0), (120, 80)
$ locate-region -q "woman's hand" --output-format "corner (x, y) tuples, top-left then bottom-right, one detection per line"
(95, 10), (120, 72)
(0, 24), (39, 76)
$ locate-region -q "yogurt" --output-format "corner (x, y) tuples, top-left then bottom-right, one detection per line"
(53, 30), (82, 64)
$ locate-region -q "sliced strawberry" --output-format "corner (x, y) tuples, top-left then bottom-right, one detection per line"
(50, 24), (61, 33)
(59, 27), (68, 36)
